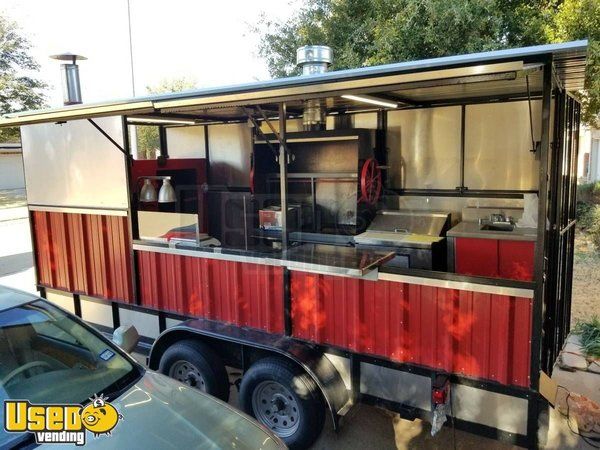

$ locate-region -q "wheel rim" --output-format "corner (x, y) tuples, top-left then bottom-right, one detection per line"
(359, 158), (382, 205)
(169, 360), (207, 392)
(251, 380), (300, 438)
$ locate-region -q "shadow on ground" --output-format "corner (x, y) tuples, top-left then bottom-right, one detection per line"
(0, 252), (33, 276)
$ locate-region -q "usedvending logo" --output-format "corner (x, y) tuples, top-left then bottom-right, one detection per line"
(4, 394), (123, 446)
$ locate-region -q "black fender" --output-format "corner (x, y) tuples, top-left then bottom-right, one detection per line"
(148, 317), (350, 430)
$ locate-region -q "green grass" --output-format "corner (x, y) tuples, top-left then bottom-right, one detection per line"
(572, 316), (600, 359)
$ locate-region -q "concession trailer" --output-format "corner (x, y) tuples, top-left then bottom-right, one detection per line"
(0, 40), (588, 448)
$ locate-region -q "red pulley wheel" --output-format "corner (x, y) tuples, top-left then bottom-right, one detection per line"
(249, 165), (255, 194)
(359, 158), (382, 205)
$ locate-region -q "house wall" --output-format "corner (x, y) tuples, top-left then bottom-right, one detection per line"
(578, 126), (600, 182)
(0, 149), (25, 189)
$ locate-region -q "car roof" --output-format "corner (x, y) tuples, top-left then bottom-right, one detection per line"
(0, 285), (39, 312)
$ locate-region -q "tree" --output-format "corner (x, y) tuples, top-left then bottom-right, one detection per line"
(0, 15), (46, 142)
(254, 0), (554, 76)
(134, 77), (196, 159)
(254, 0), (598, 123)
(546, 0), (600, 126)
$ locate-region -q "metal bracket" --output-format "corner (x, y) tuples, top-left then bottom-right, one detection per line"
(243, 107), (279, 160)
(87, 118), (129, 157)
(255, 106), (293, 160)
(526, 76), (537, 154)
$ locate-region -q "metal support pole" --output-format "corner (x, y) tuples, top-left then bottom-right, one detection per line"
(531, 59), (553, 390)
(279, 102), (289, 251)
(459, 105), (466, 192)
(122, 115), (140, 305)
(527, 59), (553, 449)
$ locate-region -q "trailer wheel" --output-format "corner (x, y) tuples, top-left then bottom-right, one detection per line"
(158, 339), (230, 402)
(239, 357), (325, 450)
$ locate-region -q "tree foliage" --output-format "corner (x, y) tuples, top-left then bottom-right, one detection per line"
(134, 77), (196, 159)
(0, 15), (46, 142)
(254, 0), (598, 124)
(547, 0), (600, 126)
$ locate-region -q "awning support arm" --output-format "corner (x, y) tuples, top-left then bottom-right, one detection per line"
(525, 76), (538, 153)
(243, 107), (279, 159)
(87, 118), (129, 157)
(255, 106), (291, 155)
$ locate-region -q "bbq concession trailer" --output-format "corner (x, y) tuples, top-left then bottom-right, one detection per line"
(0, 40), (587, 449)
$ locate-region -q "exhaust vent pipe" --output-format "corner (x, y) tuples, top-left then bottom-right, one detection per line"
(296, 45), (333, 75)
(50, 53), (87, 105)
(296, 45), (333, 130)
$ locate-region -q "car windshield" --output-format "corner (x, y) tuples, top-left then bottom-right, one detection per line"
(0, 300), (141, 447)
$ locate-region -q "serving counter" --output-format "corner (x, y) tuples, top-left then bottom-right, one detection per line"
(132, 241), (395, 278)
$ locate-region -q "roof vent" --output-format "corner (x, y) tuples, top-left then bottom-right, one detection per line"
(296, 46), (333, 130)
(296, 45), (333, 75)
(50, 53), (87, 106)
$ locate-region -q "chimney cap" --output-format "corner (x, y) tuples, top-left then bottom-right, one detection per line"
(50, 53), (87, 63)
(296, 45), (333, 66)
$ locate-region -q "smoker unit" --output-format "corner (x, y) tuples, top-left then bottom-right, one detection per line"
(354, 210), (451, 270)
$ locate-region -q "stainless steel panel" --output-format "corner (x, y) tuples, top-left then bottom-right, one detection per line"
(452, 384), (528, 435)
(21, 117), (128, 209)
(208, 123), (252, 186)
(360, 362), (431, 411)
(378, 272), (534, 298)
(166, 125), (206, 158)
(387, 195), (524, 223)
(350, 112), (378, 129)
(314, 181), (358, 226)
(464, 100), (541, 190)
(387, 106), (462, 189)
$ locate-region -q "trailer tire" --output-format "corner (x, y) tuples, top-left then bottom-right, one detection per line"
(239, 357), (325, 450)
(158, 339), (230, 402)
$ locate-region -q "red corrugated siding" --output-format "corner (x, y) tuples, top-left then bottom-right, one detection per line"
(31, 211), (133, 302)
(291, 272), (532, 387)
(136, 251), (284, 334)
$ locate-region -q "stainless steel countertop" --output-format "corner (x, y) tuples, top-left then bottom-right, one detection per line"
(132, 241), (394, 278)
(283, 244), (394, 277)
(447, 221), (537, 241)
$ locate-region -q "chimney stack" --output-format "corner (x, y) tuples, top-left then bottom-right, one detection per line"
(296, 45), (333, 130)
(50, 53), (87, 105)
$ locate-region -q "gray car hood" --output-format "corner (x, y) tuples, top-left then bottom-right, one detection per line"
(75, 371), (284, 450)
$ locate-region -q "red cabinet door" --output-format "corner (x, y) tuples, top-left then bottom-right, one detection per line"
(455, 238), (499, 278)
(498, 240), (535, 281)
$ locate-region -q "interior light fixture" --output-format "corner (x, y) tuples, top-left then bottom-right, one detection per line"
(158, 178), (177, 203)
(341, 94), (399, 109)
(128, 117), (196, 125)
(138, 176), (177, 203)
(139, 178), (157, 202)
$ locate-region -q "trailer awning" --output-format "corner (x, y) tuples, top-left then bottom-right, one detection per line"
(0, 40), (587, 127)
